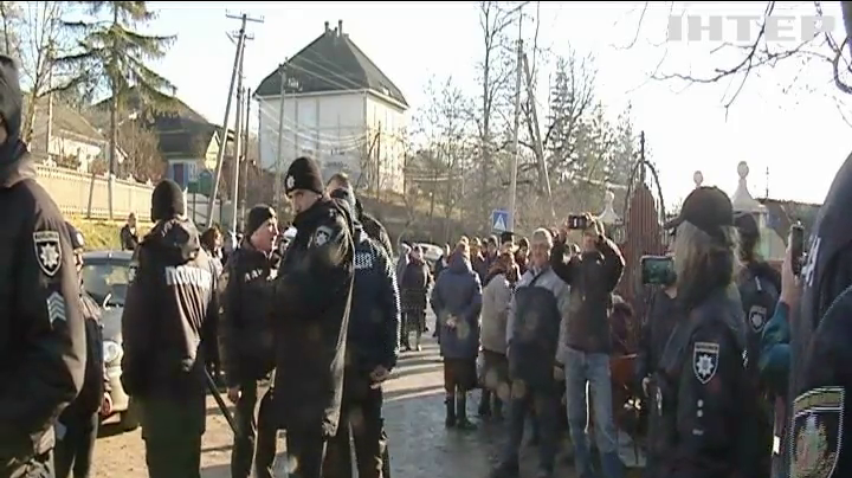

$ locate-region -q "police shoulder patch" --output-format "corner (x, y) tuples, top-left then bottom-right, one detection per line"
(33, 230), (62, 277)
(791, 386), (844, 478)
(128, 260), (138, 284)
(749, 305), (768, 332)
(693, 341), (720, 384)
(311, 226), (333, 247)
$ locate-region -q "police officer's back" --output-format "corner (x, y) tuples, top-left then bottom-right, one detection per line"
(272, 157), (355, 478)
(787, 151), (852, 478)
(120, 179), (218, 478)
(0, 55), (87, 478)
(654, 187), (762, 478)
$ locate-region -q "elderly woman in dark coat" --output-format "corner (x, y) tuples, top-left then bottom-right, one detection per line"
(400, 245), (432, 351)
(431, 242), (483, 429)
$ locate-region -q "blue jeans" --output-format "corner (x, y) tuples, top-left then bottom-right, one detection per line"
(563, 347), (623, 478)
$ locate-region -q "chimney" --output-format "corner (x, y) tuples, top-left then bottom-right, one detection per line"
(324, 21), (330, 33)
(337, 20), (343, 36)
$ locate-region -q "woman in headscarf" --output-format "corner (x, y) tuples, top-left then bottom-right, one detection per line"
(400, 245), (433, 351)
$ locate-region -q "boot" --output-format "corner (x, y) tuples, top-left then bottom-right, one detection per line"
(456, 393), (475, 429)
(478, 390), (492, 417)
(414, 330), (422, 352)
(445, 396), (456, 428)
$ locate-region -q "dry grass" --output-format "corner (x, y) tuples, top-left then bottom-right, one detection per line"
(67, 216), (151, 251)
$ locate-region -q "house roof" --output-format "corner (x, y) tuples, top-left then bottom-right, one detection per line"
(23, 95), (106, 147)
(758, 197), (821, 241)
(254, 20), (408, 108)
(94, 88), (231, 160)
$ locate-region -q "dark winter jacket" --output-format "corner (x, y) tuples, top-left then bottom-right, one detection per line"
(63, 293), (105, 417)
(346, 227), (400, 373)
(400, 258), (431, 312)
(271, 197), (354, 437)
(431, 254), (482, 360)
(635, 289), (679, 386)
(220, 242), (276, 387)
(551, 236), (625, 354)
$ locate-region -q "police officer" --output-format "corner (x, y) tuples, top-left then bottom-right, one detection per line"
(324, 187), (400, 478)
(326, 173), (393, 255)
(787, 152), (852, 478)
(0, 54), (86, 478)
(272, 157), (355, 478)
(54, 223), (108, 478)
(653, 186), (762, 477)
(222, 204), (279, 478)
(120, 179), (219, 478)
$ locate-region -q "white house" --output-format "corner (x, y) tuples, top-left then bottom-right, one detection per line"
(254, 20), (409, 194)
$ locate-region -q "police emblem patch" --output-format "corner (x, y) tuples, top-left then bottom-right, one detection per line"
(311, 226), (332, 247)
(791, 386), (844, 478)
(693, 341), (720, 384)
(749, 305), (767, 332)
(286, 174), (295, 190)
(33, 231), (62, 277)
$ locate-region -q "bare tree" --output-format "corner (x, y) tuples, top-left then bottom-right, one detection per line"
(0, 2), (75, 143)
(116, 121), (163, 182)
(632, 2), (852, 116)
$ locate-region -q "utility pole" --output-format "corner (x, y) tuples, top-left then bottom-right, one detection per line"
(521, 52), (555, 221)
(273, 62), (287, 213)
(508, 15), (523, 232)
(231, 82), (245, 232)
(240, 87), (251, 229)
(207, 12), (263, 229)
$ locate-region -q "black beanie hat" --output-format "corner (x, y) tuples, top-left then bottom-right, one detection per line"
(0, 55), (22, 142)
(151, 179), (185, 221)
(284, 156), (324, 196)
(246, 204), (276, 237)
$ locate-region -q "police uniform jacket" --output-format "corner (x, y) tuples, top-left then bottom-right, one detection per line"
(271, 197), (354, 437)
(346, 226), (400, 375)
(736, 262), (780, 382)
(357, 202), (392, 256)
(62, 292), (105, 417)
(652, 287), (763, 478)
(785, 152), (852, 478)
(0, 143), (86, 461)
(120, 218), (218, 431)
(220, 242), (276, 387)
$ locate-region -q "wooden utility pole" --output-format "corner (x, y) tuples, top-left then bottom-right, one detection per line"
(273, 62), (287, 213)
(239, 87), (251, 229)
(207, 12), (263, 228)
(508, 16), (523, 232)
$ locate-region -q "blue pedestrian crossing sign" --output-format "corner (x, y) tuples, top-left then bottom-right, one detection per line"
(491, 209), (509, 232)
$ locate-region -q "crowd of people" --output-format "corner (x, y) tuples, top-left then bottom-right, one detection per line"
(4, 49), (852, 478)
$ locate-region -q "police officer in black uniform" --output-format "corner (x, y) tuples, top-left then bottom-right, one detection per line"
(54, 223), (108, 478)
(222, 204), (279, 478)
(324, 187), (400, 478)
(0, 55), (87, 478)
(787, 151), (852, 478)
(120, 179), (219, 478)
(653, 186), (763, 478)
(326, 173), (393, 255)
(272, 157), (355, 478)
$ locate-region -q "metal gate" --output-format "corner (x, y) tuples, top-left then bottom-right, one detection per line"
(617, 133), (667, 352)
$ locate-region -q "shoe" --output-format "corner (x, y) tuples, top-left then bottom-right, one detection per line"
(490, 462), (520, 478)
(415, 344), (422, 352)
(445, 397), (456, 428)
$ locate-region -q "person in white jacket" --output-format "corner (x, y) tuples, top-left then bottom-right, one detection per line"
(478, 251), (519, 418)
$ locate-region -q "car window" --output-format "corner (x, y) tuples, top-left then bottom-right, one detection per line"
(82, 262), (130, 306)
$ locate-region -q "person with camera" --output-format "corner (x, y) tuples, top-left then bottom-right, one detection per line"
(634, 250), (679, 478)
(221, 205), (279, 478)
(324, 186), (400, 478)
(491, 228), (568, 478)
(784, 152), (852, 478)
(272, 157), (355, 478)
(650, 186), (762, 478)
(121, 179), (220, 477)
(550, 213), (625, 478)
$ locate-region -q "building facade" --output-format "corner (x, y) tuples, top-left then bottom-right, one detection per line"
(255, 20), (409, 194)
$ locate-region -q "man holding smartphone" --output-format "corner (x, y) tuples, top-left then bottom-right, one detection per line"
(551, 213), (626, 478)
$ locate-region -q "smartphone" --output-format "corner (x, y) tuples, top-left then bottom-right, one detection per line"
(790, 224), (804, 276)
(567, 214), (588, 230)
(641, 255), (676, 285)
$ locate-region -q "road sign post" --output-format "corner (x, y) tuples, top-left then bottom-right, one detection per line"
(491, 209), (509, 233)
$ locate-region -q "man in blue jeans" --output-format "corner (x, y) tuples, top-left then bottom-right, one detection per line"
(551, 214), (625, 478)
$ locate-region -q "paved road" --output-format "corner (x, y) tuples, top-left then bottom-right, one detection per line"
(91, 324), (636, 477)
